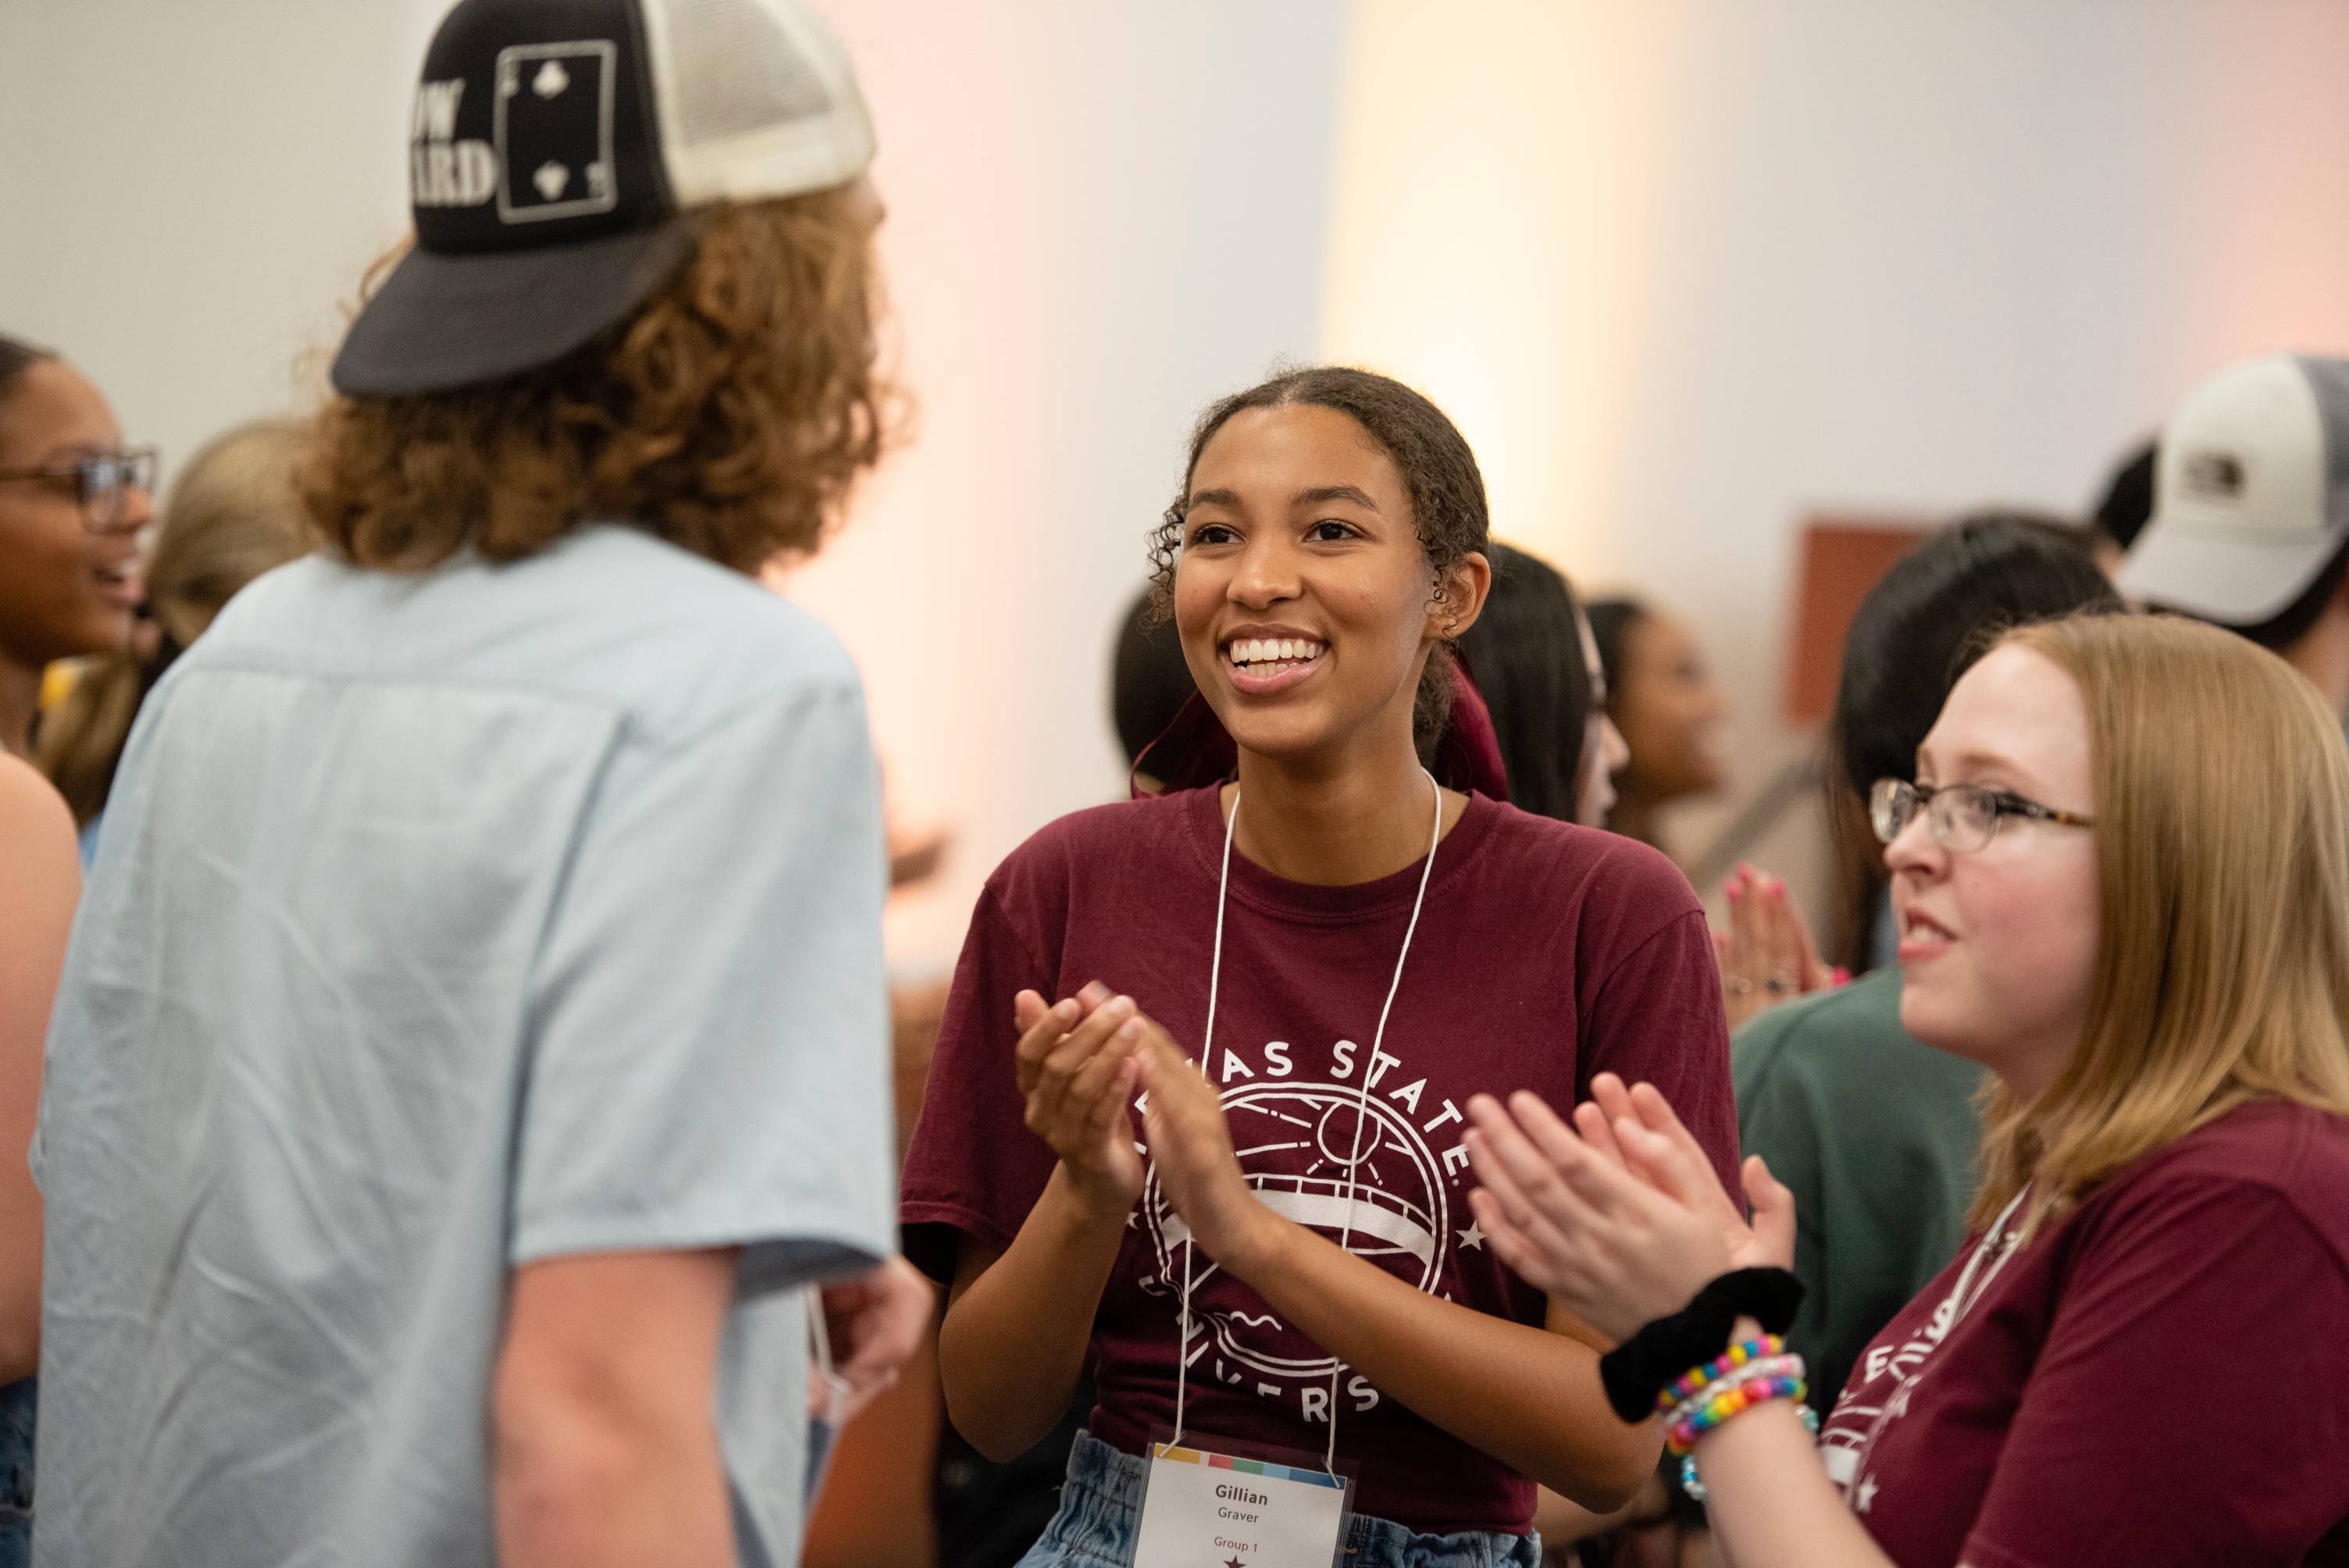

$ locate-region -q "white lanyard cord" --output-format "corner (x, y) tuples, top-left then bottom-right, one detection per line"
(1167, 767), (1444, 1481)
(1848, 1183), (2030, 1483)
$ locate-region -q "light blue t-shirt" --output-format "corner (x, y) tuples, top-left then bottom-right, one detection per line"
(32, 524), (896, 1568)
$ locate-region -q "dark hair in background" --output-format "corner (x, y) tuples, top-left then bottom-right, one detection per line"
(1149, 366), (1490, 759)
(1583, 597), (1645, 722)
(1111, 586), (1197, 767)
(1829, 511), (2123, 973)
(0, 336), (58, 433)
(2091, 440), (2155, 554)
(1454, 542), (1593, 822)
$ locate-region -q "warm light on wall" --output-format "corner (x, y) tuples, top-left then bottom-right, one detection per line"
(1317, 2), (1707, 578)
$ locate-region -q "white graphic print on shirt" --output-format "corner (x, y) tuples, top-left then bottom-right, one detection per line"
(1133, 1035), (1481, 1426)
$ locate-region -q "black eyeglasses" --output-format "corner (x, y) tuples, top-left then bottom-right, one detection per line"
(1870, 777), (2094, 853)
(0, 447), (159, 533)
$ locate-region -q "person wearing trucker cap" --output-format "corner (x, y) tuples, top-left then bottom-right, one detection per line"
(2116, 354), (2349, 715)
(29, 2), (927, 1566)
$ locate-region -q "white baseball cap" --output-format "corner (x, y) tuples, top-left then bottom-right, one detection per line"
(333, 0), (874, 397)
(2116, 354), (2349, 626)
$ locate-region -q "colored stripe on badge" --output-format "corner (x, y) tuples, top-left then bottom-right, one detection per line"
(1151, 1443), (1344, 1489)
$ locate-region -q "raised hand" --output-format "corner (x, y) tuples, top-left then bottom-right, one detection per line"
(1716, 864), (1841, 1031)
(1132, 1025), (1275, 1275)
(1013, 987), (1144, 1214)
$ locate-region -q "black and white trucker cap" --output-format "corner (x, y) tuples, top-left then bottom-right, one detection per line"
(2116, 354), (2349, 627)
(331, 0), (873, 397)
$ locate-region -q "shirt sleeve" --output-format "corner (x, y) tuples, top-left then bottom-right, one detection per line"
(896, 881), (1061, 1287)
(1578, 906), (1742, 1199)
(512, 684), (894, 1298)
(1961, 1177), (2349, 1568)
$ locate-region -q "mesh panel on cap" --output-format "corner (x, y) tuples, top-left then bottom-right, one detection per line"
(663, 0), (832, 148)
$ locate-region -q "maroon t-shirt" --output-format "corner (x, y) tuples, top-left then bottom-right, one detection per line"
(1820, 1099), (2349, 1567)
(900, 786), (1738, 1535)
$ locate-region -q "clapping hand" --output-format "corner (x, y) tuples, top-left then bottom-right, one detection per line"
(1014, 985), (1146, 1215)
(1463, 1073), (1795, 1342)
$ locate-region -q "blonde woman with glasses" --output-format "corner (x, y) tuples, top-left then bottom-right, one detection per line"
(1465, 612), (2349, 1568)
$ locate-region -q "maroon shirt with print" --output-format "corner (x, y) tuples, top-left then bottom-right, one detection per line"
(1820, 1099), (2349, 1567)
(900, 787), (1738, 1536)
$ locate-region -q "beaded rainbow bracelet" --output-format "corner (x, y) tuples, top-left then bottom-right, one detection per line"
(1653, 1334), (1784, 1418)
(1666, 1370), (1808, 1456)
(1663, 1353), (1802, 1427)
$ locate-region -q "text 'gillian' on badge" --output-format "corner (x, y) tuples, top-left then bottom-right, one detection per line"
(1133, 1439), (1352, 1568)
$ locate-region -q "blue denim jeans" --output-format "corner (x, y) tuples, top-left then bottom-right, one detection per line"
(1012, 1432), (1540, 1568)
(0, 1377), (31, 1568)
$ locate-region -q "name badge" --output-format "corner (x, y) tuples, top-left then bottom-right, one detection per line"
(1133, 1438), (1352, 1568)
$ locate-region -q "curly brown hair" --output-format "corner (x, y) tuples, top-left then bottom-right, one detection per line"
(302, 188), (896, 574)
(1151, 366), (1492, 750)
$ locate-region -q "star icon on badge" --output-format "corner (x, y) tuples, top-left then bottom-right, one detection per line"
(1224, 1557), (1246, 1568)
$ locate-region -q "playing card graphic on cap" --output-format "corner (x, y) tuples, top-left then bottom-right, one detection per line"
(496, 42), (617, 223)
(2116, 354), (2349, 626)
(333, 0), (874, 397)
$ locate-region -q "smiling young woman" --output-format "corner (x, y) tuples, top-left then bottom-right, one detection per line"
(1464, 612), (2349, 1568)
(901, 367), (1741, 1566)
(0, 337), (151, 760)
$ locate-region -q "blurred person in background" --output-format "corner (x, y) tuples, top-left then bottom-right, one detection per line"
(1467, 611), (2349, 1567)
(2087, 439), (2155, 579)
(30, 3), (929, 1566)
(0, 757), (77, 1568)
(1734, 514), (2118, 1420)
(2119, 354), (2349, 715)
(37, 419), (310, 864)
(905, 367), (1739, 1567)
(1584, 597), (1725, 853)
(0, 337), (150, 760)
(1456, 541), (1628, 829)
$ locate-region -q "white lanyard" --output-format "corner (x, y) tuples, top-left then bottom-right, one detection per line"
(1847, 1184), (2030, 1484)
(1167, 766), (1444, 1477)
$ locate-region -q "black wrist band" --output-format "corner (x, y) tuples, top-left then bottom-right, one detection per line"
(1597, 1267), (1805, 1424)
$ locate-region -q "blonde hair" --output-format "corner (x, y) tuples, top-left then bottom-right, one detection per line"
(1973, 613), (2349, 1235)
(37, 419), (312, 823)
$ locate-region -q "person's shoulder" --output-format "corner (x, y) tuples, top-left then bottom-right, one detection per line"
(989, 789), (1203, 891)
(2121, 1099), (2349, 1199)
(1473, 800), (1698, 909)
(0, 753), (73, 843)
(471, 526), (864, 744)
(2087, 1101), (2349, 1267)
(0, 753), (77, 886)
(1734, 968), (1903, 1072)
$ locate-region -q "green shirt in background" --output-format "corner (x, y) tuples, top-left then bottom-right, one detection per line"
(1731, 967), (1986, 1415)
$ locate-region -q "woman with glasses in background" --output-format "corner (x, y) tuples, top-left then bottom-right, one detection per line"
(0, 336), (153, 758)
(0, 333), (140, 1563)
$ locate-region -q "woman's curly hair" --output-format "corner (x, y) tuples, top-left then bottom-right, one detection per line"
(302, 187), (897, 574)
(1150, 366), (1492, 750)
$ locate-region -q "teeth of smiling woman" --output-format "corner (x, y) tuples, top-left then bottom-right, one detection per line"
(1229, 638), (1325, 667)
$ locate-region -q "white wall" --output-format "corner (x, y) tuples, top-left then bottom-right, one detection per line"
(0, 0), (437, 466)
(782, 1), (1347, 968)
(1321, 0), (2349, 882)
